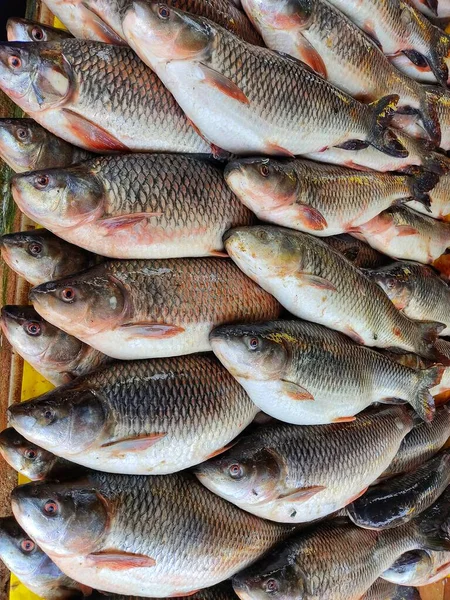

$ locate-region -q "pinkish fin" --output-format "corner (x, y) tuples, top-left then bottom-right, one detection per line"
(209, 250), (229, 257)
(343, 326), (365, 345)
(279, 485), (326, 502)
(346, 487), (368, 504)
(62, 109), (130, 152)
(86, 551), (156, 570)
(296, 205), (328, 231)
(78, 584), (93, 596)
(295, 35), (327, 78)
(101, 432), (167, 452)
(198, 64), (249, 105)
(397, 225), (419, 236)
(170, 591), (201, 598)
(120, 323), (185, 339)
(265, 142), (296, 157)
(204, 439), (239, 460)
(333, 416), (356, 423)
(296, 274), (337, 291)
(281, 380), (314, 401)
(99, 213), (163, 233)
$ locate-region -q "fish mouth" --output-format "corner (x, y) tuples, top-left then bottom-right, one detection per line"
(8, 403), (39, 434)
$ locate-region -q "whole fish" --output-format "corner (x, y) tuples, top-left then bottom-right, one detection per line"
(11, 154), (253, 259)
(347, 452), (450, 529)
(224, 226), (443, 359)
(0, 305), (111, 386)
(8, 354), (258, 474)
(362, 580), (419, 600)
(7, 17), (73, 42)
(29, 258), (280, 359)
(356, 206), (450, 264)
(382, 549), (450, 585)
(241, 0), (440, 144)
(0, 516), (90, 599)
(0, 40), (211, 154)
(1, 229), (96, 286)
(122, 1), (406, 159)
(225, 157), (436, 236)
(407, 170), (450, 220)
(195, 406), (414, 523)
(82, 0), (263, 45)
(367, 261), (450, 336)
(410, 0), (450, 19)
(323, 235), (390, 269)
(324, 0), (450, 87)
(232, 510), (450, 600)
(11, 472), (292, 597)
(210, 320), (441, 423)
(0, 118), (92, 173)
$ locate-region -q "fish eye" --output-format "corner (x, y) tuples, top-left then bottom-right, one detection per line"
(60, 287), (76, 303)
(264, 578), (279, 593)
(158, 4), (171, 19)
(386, 279), (396, 290)
(24, 448), (38, 460)
(28, 241), (43, 257)
(42, 408), (55, 423)
(228, 463), (244, 480)
(34, 174), (49, 189)
(20, 539), (35, 552)
(31, 27), (44, 41)
(8, 56), (22, 69)
(260, 164), (270, 177)
(25, 321), (41, 336)
(43, 500), (59, 515)
(248, 337), (259, 351)
(256, 229), (269, 241)
(16, 128), (29, 141)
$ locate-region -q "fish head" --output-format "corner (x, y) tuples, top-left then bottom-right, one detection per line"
(0, 118), (50, 173)
(225, 158), (299, 215)
(366, 262), (416, 310)
(0, 428), (57, 481)
(0, 42), (72, 113)
(8, 387), (106, 456)
(82, 0), (126, 39)
(210, 323), (289, 381)
(122, 0), (212, 64)
(7, 18), (51, 42)
(11, 480), (109, 555)
(12, 167), (104, 230)
(29, 267), (127, 338)
(242, 0), (312, 32)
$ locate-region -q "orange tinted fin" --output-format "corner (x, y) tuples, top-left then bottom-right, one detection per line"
(62, 108), (130, 152)
(397, 225), (419, 236)
(296, 205), (328, 231)
(333, 416), (356, 423)
(265, 142), (296, 157)
(295, 35), (327, 78)
(120, 323), (185, 339)
(99, 213), (163, 233)
(434, 390), (450, 404)
(346, 487), (368, 504)
(209, 250), (229, 257)
(433, 253), (450, 279)
(198, 64), (249, 105)
(87, 551), (156, 570)
(101, 432), (167, 452)
(281, 380), (314, 401)
(297, 274), (337, 291)
(279, 485), (326, 502)
(343, 326), (365, 345)
(204, 439), (240, 460)
(170, 591), (201, 597)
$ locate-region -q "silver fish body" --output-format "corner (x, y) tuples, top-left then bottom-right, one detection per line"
(362, 579), (420, 600)
(381, 549), (450, 586)
(7, 17), (73, 42)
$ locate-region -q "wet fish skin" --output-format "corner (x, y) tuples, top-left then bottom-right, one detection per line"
(0, 305), (111, 386)
(0, 516), (88, 599)
(29, 257), (280, 360)
(425, 86), (450, 151)
(383, 549), (450, 585)
(1, 229), (96, 286)
(7, 17), (73, 42)
(122, 1), (406, 159)
(0, 118), (92, 173)
(362, 579), (420, 600)
(224, 225), (443, 361)
(407, 169), (450, 220)
(8, 354), (258, 474)
(11, 471), (293, 597)
(11, 154), (253, 259)
(323, 235), (389, 269)
(91, 582), (240, 600)
(410, 0), (450, 19)
(225, 157), (436, 236)
(0, 40), (211, 154)
(195, 406), (414, 523)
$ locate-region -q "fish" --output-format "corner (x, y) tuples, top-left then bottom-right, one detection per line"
(8, 354), (258, 474)
(29, 258), (280, 360)
(11, 154), (253, 259)
(1, 229), (97, 286)
(367, 261), (450, 336)
(225, 157), (436, 236)
(410, 0), (450, 19)
(82, 0), (263, 45)
(11, 471), (293, 597)
(424, 86), (450, 151)
(0, 305), (111, 386)
(7, 17), (73, 42)
(407, 169), (450, 220)
(224, 226), (444, 360)
(324, 0), (450, 87)
(382, 549), (450, 585)
(210, 320), (442, 424)
(347, 451), (450, 529)
(323, 235), (390, 269)
(0, 40), (211, 154)
(0, 515), (90, 599)
(122, 1), (407, 159)
(0, 428), (81, 481)
(356, 205), (450, 264)
(0, 118), (92, 173)
(194, 406), (414, 523)
(432, 339), (450, 399)
(240, 0), (440, 144)
(362, 579), (420, 600)
(99, 583), (240, 600)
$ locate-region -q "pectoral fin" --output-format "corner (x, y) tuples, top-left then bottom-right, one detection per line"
(197, 64), (249, 105)
(281, 380), (314, 401)
(279, 485), (326, 502)
(101, 432), (167, 452)
(296, 205), (328, 231)
(346, 487), (368, 504)
(296, 274), (337, 291)
(397, 225), (419, 236)
(62, 108), (130, 152)
(87, 551), (156, 570)
(209, 250), (229, 257)
(265, 142), (296, 157)
(295, 34), (327, 78)
(99, 212), (163, 233)
(333, 416), (356, 423)
(204, 439), (240, 460)
(120, 322), (185, 339)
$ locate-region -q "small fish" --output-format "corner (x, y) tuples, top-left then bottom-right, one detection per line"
(195, 406), (414, 523)
(0, 305), (111, 386)
(28, 258), (280, 360)
(0, 118), (92, 173)
(323, 235), (390, 269)
(7, 17), (73, 42)
(1, 229), (96, 286)
(11, 471), (293, 597)
(362, 579), (420, 600)
(122, 1), (406, 159)
(347, 451), (450, 529)
(11, 154), (253, 259)
(382, 549), (450, 585)
(8, 354), (258, 474)
(224, 226), (444, 360)
(225, 157), (436, 236)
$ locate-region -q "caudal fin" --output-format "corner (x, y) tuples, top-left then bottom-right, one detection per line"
(414, 485), (450, 551)
(414, 320), (446, 361)
(407, 167), (439, 211)
(368, 95), (408, 157)
(411, 365), (444, 421)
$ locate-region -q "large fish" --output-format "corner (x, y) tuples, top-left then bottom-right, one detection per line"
(0, 40), (211, 154)
(347, 452), (450, 529)
(8, 354), (258, 474)
(11, 472), (293, 596)
(0, 305), (111, 386)
(356, 205), (450, 264)
(0, 516), (90, 599)
(362, 580), (419, 600)
(194, 406), (414, 523)
(11, 154), (253, 259)
(225, 157), (436, 236)
(122, 1), (406, 159)
(382, 549), (450, 585)
(29, 258), (280, 359)
(0, 118), (91, 173)
(210, 320), (441, 423)
(1, 229), (96, 286)
(7, 17), (73, 42)
(367, 261), (450, 336)
(224, 226), (443, 359)
(323, 235), (390, 269)
(240, 0), (440, 144)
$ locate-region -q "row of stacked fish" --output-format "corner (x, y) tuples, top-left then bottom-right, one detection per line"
(2, 0), (450, 599)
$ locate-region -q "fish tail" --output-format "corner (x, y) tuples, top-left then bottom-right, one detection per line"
(414, 320), (447, 363)
(415, 502), (450, 552)
(411, 365), (444, 421)
(406, 167), (440, 211)
(423, 151), (450, 176)
(368, 95), (408, 158)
